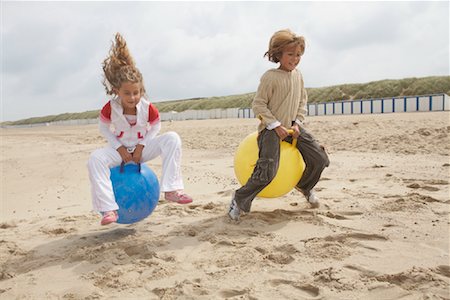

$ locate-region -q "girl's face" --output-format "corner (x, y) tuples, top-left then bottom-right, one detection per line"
(278, 44), (302, 72)
(116, 82), (142, 111)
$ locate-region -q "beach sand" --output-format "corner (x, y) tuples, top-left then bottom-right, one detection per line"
(1, 111), (449, 299)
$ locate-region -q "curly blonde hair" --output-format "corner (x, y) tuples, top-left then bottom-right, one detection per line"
(264, 29), (306, 63)
(102, 33), (146, 96)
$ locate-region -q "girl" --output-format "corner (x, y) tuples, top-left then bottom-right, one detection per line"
(228, 29), (329, 221)
(88, 33), (193, 226)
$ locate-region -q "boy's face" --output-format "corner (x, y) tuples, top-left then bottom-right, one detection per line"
(116, 81), (142, 111)
(279, 44), (302, 72)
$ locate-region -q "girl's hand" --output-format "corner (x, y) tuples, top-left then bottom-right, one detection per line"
(290, 124), (300, 138)
(274, 126), (290, 140)
(132, 145), (144, 164)
(117, 146), (132, 163)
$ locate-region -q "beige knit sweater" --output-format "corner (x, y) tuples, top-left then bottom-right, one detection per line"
(252, 68), (308, 132)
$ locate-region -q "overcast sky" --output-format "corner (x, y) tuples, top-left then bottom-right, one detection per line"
(2, 1), (449, 121)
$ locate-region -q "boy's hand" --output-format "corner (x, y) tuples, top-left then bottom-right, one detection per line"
(117, 146), (132, 163)
(132, 144), (144, 164)
(290, 124), (301, 138)
(274, 126), (290, 140)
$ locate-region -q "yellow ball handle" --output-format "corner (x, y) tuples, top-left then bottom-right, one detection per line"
(286, 129), (297, 146)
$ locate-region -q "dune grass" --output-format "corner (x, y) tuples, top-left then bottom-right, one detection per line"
(3, 76), (449, 126)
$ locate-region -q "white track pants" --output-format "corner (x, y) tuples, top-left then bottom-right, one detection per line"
(87, 132), (184, 212)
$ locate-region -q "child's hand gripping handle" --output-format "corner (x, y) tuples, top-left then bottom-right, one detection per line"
(286, 129), (298, 146)
(119, 161), (142, 173)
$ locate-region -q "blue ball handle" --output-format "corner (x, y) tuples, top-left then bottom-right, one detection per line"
(119, 161), (141, 173)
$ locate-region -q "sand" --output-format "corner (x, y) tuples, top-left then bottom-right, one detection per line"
(1, 111), (449, 299)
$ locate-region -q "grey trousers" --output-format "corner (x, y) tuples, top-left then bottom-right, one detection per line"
(235, 127), (330, 212)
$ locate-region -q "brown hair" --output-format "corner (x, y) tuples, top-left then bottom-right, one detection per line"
(102, 33), (146, 96)
(264, 29), (306, 63)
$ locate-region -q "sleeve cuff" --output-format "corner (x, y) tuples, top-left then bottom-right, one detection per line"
(294, 119), (303, 127)
(112, 142), (122, 150)
(266, 121), (281, 130)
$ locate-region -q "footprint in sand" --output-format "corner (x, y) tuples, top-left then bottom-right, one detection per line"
(374, 266), (449, 292)
(217, 189), (234, 197)
(344, 264), (379, 277)
(39, 226), (77, 236)
(322, 211), (348, 220)
(0, 240), (27, 263)
(160, 201), (224, 217)
(303, 240), (351, 260)
(193, 202), (224, 213)
(265, 252), (295, 265)
(379, 193), (443, 211)
(407, 183), (440, 191)
(0, 222), (17, 229)
(156, 279), (210, 297)
(405, 178), (448, 192)
(303, 232), (387, 259)
(421, 185), (440, 191)
(407, 193), (442, 203)
(337, 233), (388, 241)
(269, 279), (321, 298)
(219, 288), (249, 298)
(312, 267), (355, 290)
(245, 209), (319, 225)
(254, 246), (268, 254)
(123, 243), (157, 259)
(321, 210), (363, 220)
(434, 265), (450, 278)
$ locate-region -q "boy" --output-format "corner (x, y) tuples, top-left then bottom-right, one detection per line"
(229, 29), (330, 221)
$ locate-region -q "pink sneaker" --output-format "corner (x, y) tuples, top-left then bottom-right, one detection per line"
(164, 191), (193, 204)
(101, 211), (118, 225)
